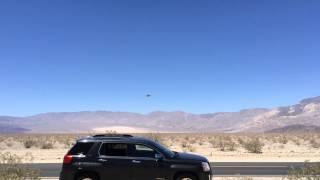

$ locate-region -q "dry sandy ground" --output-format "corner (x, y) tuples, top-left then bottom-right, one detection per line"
(170, 141), (320, 163)
(1, 133), (320, 163)
(2, 143), (320, 163)
(2, 149), (319, 163)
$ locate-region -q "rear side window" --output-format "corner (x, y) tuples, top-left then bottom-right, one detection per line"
(99, 143), (128, 156)
(69, 142), (94, 155)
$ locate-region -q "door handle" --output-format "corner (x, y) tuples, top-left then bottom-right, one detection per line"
(132, 160), (141, 164)
(98, 159), (108, 162)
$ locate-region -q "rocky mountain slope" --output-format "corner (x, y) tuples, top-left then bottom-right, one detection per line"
(0, 96), (319, 133)
(266, 124), (320, 133)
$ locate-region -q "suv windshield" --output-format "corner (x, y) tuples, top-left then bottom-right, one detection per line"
(150, 141), (175, 158)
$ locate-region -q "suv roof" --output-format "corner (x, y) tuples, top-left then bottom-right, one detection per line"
(77, 134), (154, 144)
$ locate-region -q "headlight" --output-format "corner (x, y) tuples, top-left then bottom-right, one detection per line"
(201, 162), (211, 172)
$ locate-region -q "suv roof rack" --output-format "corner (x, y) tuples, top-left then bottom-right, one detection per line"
(92, 134), (133, 138)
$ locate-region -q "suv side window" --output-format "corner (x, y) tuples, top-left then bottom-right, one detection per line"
(131, 144), (157, 158)
(69, 142), (94, 155)
(99, 143), (129, 157)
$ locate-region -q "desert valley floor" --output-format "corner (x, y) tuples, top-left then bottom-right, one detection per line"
(1, 133), (319, 163)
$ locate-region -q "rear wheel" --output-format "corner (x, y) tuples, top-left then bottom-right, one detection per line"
(76, 173), (98, 180)
(175, 173), (198, 180)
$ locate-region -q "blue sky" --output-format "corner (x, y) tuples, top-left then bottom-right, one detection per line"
(0, 0), (319, 116)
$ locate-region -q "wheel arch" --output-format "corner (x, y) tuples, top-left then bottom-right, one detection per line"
(74, 170), (100, 180)
(173, 171), (199, 180)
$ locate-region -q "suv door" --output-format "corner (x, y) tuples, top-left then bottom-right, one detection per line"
(98, 143), (132, 180)
(129, 144), (165, 180)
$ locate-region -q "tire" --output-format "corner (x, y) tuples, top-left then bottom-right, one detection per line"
(76, 173), (98, 180)
(175, 173), (198, 180)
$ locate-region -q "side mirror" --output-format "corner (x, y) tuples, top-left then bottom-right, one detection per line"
(155, 153), (163, 161)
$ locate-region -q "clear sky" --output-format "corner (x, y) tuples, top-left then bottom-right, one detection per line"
(0, 0), (319, 116)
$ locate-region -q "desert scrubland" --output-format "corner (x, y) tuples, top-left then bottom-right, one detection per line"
(0, 133), (320, 163)
(1, 133), (320, 180)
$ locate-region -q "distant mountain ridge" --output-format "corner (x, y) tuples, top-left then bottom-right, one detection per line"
(266, 124), (320, 133)
(1, 96), (320, 133)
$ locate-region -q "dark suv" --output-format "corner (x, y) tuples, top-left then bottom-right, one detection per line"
(60, 134), (212, 180)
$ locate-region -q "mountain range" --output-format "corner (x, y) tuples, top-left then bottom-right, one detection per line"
(1, 96), (320, 133)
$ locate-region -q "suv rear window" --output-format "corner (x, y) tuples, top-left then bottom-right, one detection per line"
(99, 143), (128, 156)
(69, 142), (94, 155)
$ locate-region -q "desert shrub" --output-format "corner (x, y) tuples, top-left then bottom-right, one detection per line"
(189, 138), (197, 144)
(310, 139), (320, 149)
(287, 161), (320, 180)
(218, 136), (236, 151)
(237, 137), (246, 146)
(144, 133), (167, 147)
(302, 135), (312, 142)
(271, 137), (278, 144)
(180, 142), (196, 152)
(23, 139), (37, 149)
(243, 138), (264, 153)
(0, 152), (40, 180)
(292, 138), (301, 146)
(218, 139), (226, 151)
(62, 138), (75, 148)
(40, 141), (54, 149)
(209, 137), (219, 148)
(6, 142), (13, 148)
(185, 144), (196, 152)
(184, 136), (190, 141)
(279, 135), (288, 144)
(181, 141), (188, 148)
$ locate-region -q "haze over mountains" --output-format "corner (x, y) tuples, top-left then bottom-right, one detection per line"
(1, 96), (320, 133)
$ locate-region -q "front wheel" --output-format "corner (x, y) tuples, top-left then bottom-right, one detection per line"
(175, 173), (198, 180)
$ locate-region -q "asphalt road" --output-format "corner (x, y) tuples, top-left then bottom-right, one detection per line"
(21, 162), (305, 177)
(211, 162), (304, 176)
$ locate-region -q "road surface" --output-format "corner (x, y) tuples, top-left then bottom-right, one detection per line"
(211, 162), (303, 176)
(21, 162), (305, 178)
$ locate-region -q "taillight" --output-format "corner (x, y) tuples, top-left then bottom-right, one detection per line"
(63, 154), (73, 164)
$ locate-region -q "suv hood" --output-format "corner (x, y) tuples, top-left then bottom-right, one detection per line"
(175, 152), (208, 162)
